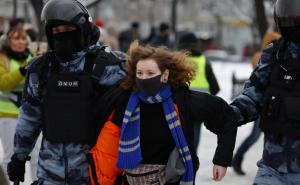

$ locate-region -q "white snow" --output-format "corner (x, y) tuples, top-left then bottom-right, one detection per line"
(195, 61), (263, 185)
(0, 61), (264, 185)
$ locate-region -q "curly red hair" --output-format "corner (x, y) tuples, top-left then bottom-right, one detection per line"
(121, 41), (197, 90)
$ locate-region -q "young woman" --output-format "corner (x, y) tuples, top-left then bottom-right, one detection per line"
(89, 41), (237, 185)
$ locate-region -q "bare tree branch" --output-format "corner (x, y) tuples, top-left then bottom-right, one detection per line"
(171, 0), (178, 41)
(254, 0), (268, 39)
(13, 0), (17, 18)
(29, 0), (44, 38)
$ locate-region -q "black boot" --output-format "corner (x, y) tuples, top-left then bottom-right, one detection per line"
(232, 156), (246, 175)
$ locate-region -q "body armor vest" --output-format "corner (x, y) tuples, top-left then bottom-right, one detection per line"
(260, 42), (300, 138)
(43, 68), (98, 144)
(25, 48), (126, 145)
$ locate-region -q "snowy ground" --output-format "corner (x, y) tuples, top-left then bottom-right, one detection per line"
(0, 61), (264, 185)
(196, 61), (263, 185)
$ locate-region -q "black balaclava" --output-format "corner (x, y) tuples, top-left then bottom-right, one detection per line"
(52, 29), (83, 61)
(136, 75), (162, 96)
(280, 25), (300, 43)
(6, 47), (30, 61)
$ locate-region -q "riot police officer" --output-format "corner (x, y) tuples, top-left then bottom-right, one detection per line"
(6, 0), (126, 184)
(231, 0), (300, 184)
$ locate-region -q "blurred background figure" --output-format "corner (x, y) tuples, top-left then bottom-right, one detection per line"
(198, 32), (217, 52)
(177, 32), (220, 151)
(232, 31), (281, 175)
(95, 18), (119, 51)
(23, 23), (49, 56)
(105, 24), (120, 51)
(9, 18), (25, 30)
(0, 18), (4, 37)
(251, 32), (281, 69)
(118, 21), (141, 52)
(150, 22), (175, 49)
(95, 18), (108, 44)
(0, 25), (40, 182)
(242, 43), (255, 60)
(24, 23), (38, 42)
(143, 26), (156, 45)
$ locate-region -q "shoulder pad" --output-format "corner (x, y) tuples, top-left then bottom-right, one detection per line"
(264, 38), (285, 54)
(90, 50), (127, 85)
(88, 49), (126, 68)
(27, 51), (54, 73)
(263, 43), (275, 54)
(92, 50), (126, 65)
(27, 55), (45, 72)
(110, 51), (127, 62)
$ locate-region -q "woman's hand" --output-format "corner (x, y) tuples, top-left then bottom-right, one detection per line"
(212, 165), (227, 181)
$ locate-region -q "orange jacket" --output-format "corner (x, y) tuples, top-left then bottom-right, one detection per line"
(88, 104), (181, 185)
(88, 112), (123, 185)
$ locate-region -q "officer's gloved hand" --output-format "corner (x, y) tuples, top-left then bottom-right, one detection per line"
(7, 154), (30, 182)
(19, 66), (28, 76)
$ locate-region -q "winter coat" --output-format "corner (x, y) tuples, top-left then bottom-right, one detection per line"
(89, 86), (237, 184)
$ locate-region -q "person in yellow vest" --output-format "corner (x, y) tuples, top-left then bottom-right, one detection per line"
(178, 32), (220, 151)
(0, 25), (40, 182)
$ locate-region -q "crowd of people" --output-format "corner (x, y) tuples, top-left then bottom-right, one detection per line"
(0, 0), (299, 185)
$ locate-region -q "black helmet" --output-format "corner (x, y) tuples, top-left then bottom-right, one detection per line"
(41, 0), (100, 49)
(274, 0), (300, 42)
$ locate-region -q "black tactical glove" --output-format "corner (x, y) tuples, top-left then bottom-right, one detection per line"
(7, 154), (30, 182)
(19, 66), (28, 76)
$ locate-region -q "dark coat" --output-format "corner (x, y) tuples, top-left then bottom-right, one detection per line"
(99, 86), (237, 171)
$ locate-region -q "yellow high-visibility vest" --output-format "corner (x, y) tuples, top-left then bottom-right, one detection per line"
(0, 56), (31, 117)
(190, 55), (210, 93)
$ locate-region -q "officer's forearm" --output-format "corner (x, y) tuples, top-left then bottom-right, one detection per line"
(14, 102), (42, 157)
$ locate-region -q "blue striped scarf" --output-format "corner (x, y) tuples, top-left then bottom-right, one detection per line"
(117, 85), (194, 185)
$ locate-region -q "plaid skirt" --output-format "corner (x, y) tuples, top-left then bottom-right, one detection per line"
(125, 164), (166, 185)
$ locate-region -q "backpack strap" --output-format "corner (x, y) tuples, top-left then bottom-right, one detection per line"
(249, 38), (286, 91)
(22, 52), (53, 104)
(272, 37), (286, 65)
